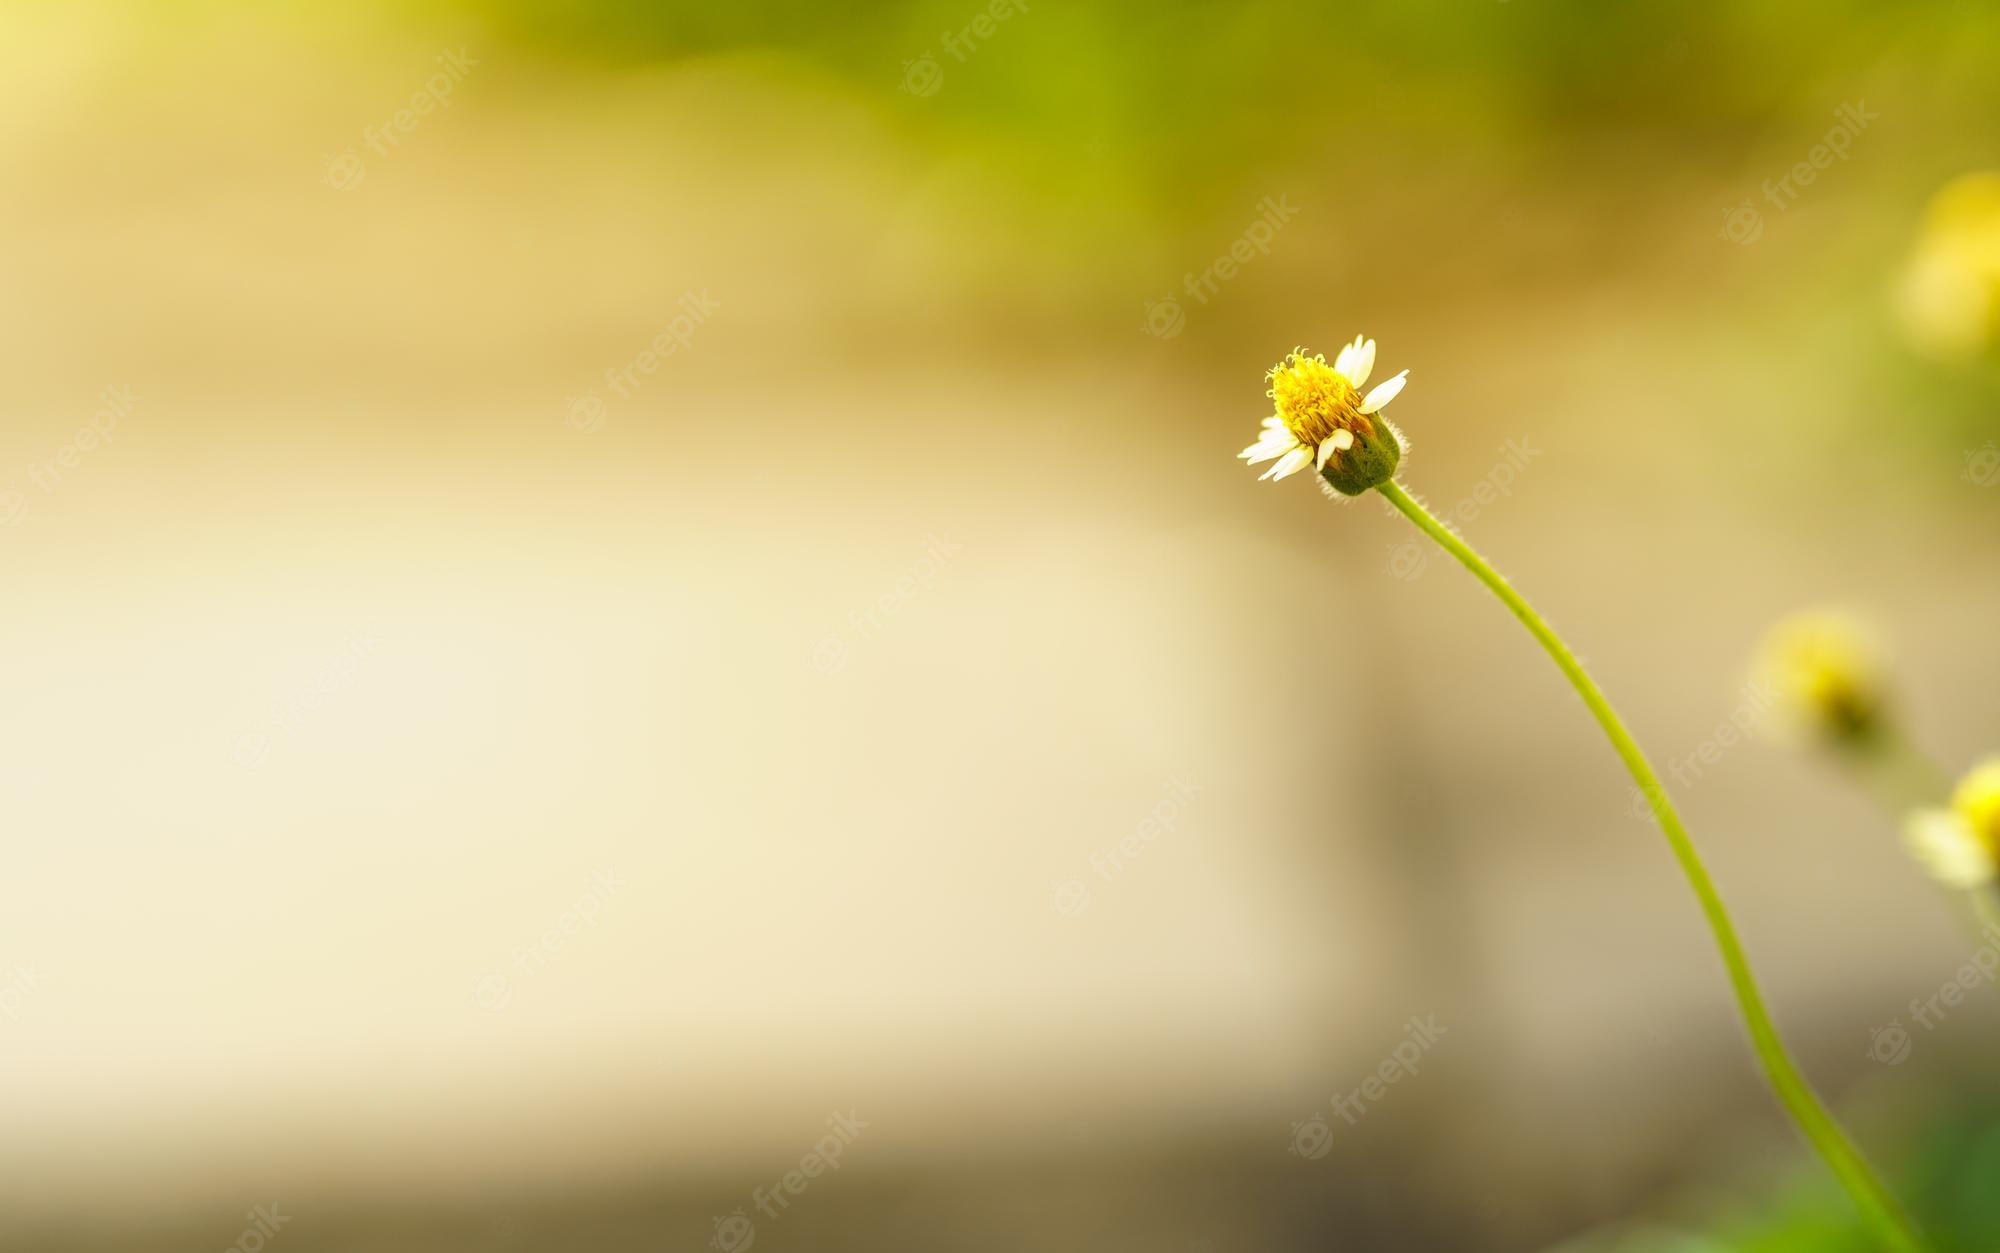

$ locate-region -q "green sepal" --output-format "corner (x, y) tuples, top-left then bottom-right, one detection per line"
(1318, 415), (1403, 496)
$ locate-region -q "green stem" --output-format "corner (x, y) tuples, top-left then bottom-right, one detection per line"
(1375, 479), (1926, 1253)
(1851, 728), (1953, 816)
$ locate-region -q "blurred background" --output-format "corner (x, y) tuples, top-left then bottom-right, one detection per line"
(3, 1), (1999, 1249)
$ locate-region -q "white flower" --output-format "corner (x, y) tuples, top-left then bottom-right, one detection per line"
(1903, 757), (2000, 888)
(1239, 339), (1410, 484)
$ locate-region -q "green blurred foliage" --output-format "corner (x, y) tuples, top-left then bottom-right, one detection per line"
(1556, 1096), (2000, 1252)
(444, 0), (2000, 164)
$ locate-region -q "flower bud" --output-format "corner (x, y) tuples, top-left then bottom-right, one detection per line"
(1318, 412), (1405, 497)
(1897, 172), (2000, 361)
(1751, 610), (1888, 748)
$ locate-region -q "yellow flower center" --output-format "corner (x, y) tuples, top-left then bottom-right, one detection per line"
(1757, 613), (1882, 741)
(1268, 351), (1370, 450)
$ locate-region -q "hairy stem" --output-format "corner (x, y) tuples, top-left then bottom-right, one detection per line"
(1375, 479), (1925, 1253)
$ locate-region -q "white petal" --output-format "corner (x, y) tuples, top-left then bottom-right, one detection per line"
(1241, 436), (1298, 465)
(1239, 429), (1295, 454)
(1261, 447), (1311, 481)
(1903, 811), (1996, 887)
(1262, 416), (1288, 429)
(1359, 369), (1408, 414)
(1315, 429), (1354, 470)
(1334, 337), (1376, 389)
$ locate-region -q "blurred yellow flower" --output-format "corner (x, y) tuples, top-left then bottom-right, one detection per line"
(1903, 757), (2000, 887)
(1752, 610), (1887, 746)
(1239, 339), (1408, 492)
(1897, 172), (2000, 360)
